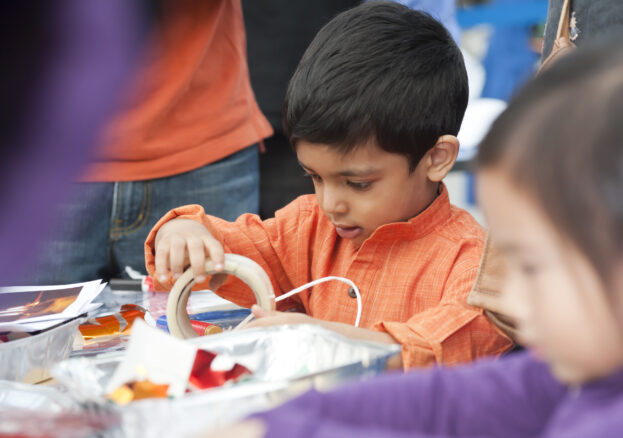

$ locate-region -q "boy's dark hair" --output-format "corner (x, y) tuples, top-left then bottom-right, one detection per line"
(477, 38), (623, 292)
(283, 0), (468, 170)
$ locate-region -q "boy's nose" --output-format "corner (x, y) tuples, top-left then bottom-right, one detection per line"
(320, 188), (347, 215)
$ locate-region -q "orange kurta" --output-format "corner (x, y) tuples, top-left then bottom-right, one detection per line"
(84, 0), (272, 182)
(145, 185), (512, 368)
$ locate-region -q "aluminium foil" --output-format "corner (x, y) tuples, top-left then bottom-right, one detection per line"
(51, 324), (400, 437)
(0, 316), (84, 383)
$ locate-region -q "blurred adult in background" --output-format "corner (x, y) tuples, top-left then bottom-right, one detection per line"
(30, 0), (272, 284)
(542, 0), (623, 61)
(0, 1), (142, 285)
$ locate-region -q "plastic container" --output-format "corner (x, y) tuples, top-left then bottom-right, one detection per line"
(0, 316), (84, 383)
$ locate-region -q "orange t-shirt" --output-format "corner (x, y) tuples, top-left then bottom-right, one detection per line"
(84, 0), (272, 182)
(144, 184), (512, 368)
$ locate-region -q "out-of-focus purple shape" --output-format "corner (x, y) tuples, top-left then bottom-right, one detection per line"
(0, 1), (144, 284)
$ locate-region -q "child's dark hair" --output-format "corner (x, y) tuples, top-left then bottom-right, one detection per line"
(477, 39), (623, 291)
(283, 0), (468, 171)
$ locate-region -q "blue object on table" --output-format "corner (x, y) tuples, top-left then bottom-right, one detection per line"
(156, 308), (252, 333)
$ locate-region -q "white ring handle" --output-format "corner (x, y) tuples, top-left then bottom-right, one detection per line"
(166, 254), (276, 339)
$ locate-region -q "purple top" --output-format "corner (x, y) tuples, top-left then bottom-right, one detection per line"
(0, 0), (142, 284)
(253, 351), (623, 437)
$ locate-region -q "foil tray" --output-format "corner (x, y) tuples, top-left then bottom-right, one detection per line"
(0, 380), (120, 438)
(52, 324), (400, 437)
(0, 317), (84, 383)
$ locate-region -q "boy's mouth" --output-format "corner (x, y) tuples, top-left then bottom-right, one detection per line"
(334, 224), (363, 239)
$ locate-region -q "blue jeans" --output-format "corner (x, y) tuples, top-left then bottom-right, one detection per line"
(30, 145), (259, 284)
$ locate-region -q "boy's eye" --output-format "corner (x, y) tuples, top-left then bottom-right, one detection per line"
(347, 180), (372, 190)
(303, 172), (322, 183)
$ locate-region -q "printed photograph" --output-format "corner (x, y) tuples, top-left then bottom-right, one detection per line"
(0, 286), (81, 323)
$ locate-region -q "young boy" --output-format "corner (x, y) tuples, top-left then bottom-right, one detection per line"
(145, 1), (512, 369)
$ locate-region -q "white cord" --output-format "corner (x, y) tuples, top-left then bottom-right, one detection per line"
(233, 276), (362, 330)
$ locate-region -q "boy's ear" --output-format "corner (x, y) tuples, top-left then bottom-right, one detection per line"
(425, 135), (459, 182)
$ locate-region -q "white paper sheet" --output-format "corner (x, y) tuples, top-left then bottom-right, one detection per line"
(105, 319), (198, 397)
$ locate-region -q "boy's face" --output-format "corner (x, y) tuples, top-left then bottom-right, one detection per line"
(296, 140), (437, 247)
(478, 168), (623, 385)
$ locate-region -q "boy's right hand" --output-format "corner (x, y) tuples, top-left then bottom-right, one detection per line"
(154, 218), (227, 289)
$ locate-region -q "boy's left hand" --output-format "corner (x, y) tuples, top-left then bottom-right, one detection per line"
(243, 305), (313, 328)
